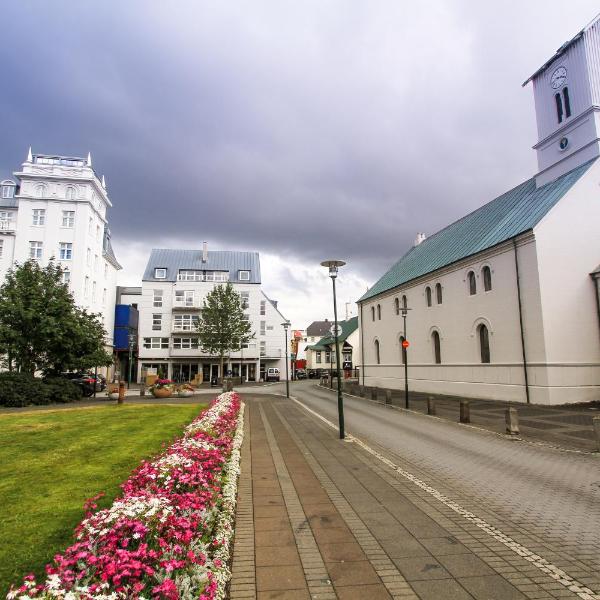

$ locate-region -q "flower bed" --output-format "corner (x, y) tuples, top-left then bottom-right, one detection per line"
(9, 392), (244, 600)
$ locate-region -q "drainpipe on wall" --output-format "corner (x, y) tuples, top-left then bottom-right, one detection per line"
(591, 266), (600, 343)
(513, 238), (531, 404)
(360, 303), (365, 386)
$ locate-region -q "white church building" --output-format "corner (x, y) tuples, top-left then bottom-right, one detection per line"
(0, 150), (121, 358)
(358, 16), (600, 405)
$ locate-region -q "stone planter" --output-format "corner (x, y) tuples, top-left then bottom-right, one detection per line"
(108, 392), (120, 401)
(152, 387), (172, 398)
(177, 390), (194, 398)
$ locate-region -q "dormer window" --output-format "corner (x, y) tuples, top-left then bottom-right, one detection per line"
(239, 270), (250, 281)
(1, 180), (16, 199)
(154, 268), (167, 279)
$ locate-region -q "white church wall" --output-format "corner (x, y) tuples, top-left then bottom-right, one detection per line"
(533, 160), (600, 404)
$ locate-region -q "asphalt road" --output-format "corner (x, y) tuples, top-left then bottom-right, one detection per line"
(253, 380), (600, 584)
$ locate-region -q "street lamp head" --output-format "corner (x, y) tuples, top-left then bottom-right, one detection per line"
(281, 321), (290, 329)
(320, 259), (346, 279)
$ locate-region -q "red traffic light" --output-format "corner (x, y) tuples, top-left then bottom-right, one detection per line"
(402, 339), (410, 349)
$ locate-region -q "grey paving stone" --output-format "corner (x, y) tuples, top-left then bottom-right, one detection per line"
(458, 575), (527, 600)
(392, 556), (452, 581)
(410, 579), (475, 600)
(419, 536), (472, 556)
(437, 554), (496, 578)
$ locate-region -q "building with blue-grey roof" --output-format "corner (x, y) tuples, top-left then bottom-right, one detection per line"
(137, 242), (289, 383)
(358, 15), (600, 405)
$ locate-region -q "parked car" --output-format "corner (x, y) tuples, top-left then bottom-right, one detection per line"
(308, 369), (320, 379)
(295, 369), (307, 380)
(59, 372), (99, 397)
(266, 368), (280, 382)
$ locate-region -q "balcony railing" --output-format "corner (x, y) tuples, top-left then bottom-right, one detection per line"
(0, 220), (16, 232)
(260, 348), (283, 358)
(172, 325), (198, 333)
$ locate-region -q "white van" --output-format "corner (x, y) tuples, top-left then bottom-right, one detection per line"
(266, 368), (280, 382)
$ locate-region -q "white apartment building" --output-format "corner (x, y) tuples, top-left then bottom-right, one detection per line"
(358, 16), (600, 405)
(137, 244), (288, 382)
(0, 149), (121, 356)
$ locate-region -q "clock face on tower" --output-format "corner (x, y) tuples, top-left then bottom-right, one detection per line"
(550, 66), (567, 89)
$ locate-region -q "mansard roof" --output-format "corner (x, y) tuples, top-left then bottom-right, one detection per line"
(360, 159), (596, 303)
(142, 248), (261, 283)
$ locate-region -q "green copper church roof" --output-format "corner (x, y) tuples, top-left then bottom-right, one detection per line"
(359, 160), (595, 303)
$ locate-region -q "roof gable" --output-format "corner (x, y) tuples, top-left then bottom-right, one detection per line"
(360, 160), (595, 302)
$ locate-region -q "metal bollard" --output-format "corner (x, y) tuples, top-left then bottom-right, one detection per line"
(139, 384), (146, 397)
(459, 399), (470, 423)
(227, 379), (233, 392)
(359, 386), (365, 398)
(505, 407), (520, 435)
(371, 387), (378, 401)
(118, 381), (126, 404)
(427, 396), (436, 415)
(593, 417), (600, 452)
(385, 390), (392, 405)
(222, 380), (227, 392)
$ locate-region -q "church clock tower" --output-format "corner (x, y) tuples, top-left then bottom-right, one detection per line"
(524, 14), (600, 186)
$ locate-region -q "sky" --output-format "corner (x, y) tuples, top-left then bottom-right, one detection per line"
(1, 1), (598, 329)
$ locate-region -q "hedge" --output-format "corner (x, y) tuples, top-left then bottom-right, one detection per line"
(0, 373), (82, 407)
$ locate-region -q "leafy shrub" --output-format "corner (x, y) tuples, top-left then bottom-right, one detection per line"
(42, 377), (82, 404)
(0, 372), (81, 407)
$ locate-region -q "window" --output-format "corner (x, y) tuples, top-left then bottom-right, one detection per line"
(402, 295), (407, 310)
(84, 276), (89, 298)
(62, 210), (75, 227)
(29, 241), (43, 260)
(483, 266), (492, 292)
(204, 271), (229, 282)
(173, 337), (199, 349)
(371, 306), (375, 321)
(65, 186), (76, 200)
(468, 271), (476, 295)
(325, 351), (331, 364)
(96, 225), (101, 241)
(153, 290), (163, 307)
(94, 254), (99, 272)
(0, 239), (3, 257)
(173, 314), (199, 331)
(104, 263), (108, 277)
(92, 281), (97, 302)
(59, 242), (72, 260)
(260, 341), (266, 357)
(377, 304), (381, 320)
(425, 286), (432, 307)
(1, 182), (15, 199)
(143, 337), (169, 349)
(62, 270), (71, 285)
(155, 268), (167, 279)
(175, 290), (194, 306)
(375, 339), (381, 364)
(240, 291), (250, 309)
(34, 184), (45, 198)
(32, 209), (45, 226)
(260, 300), (266, 316)
(239, 270), (250, 281)
(260, 320), (266, 335)
(0, 211), (14, 223)
(399, 335), (406, 365)
(436, 283), (442, 304)
(152, 314), (162, 331)
(563, 87), (571, 118)
(394, 297), (400, 315)
(88, 217), (93, 235)
(102, 288), (107, 305)
(86, 248), (92, 267)
(555, 92), (564, 124)
(316, 351), (322, 364)
(178, 270), (202, 281)
(432, 331), (441, 364)
(479, 324), (491, 363)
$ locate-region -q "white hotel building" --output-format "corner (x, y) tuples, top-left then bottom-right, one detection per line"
(137, 244), (288, 382)
(358, 16), (600, 405)
(0, 150), (121, 357)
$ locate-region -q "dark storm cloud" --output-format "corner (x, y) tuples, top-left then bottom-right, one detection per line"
(0, 0), (598, 284)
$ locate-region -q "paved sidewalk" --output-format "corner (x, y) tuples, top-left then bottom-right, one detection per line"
(230, 394), (596, 600)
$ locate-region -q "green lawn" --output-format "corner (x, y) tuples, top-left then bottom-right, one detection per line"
(0, 402), (206, 596)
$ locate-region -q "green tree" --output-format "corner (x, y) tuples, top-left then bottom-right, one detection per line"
(0, 260), (112, 375)
(196, 283), (254, 379)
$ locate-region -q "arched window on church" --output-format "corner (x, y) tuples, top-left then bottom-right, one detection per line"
(479, 324), (491, 364)
(374, 339), (381, 365)
(436, 283), (443, 304)
(468, 271), (476, 295)
(425, 286), (432, 307)
(483, 266), (492, 292)
(555, 92), (564, 123)
(402, 295), (407, 310)
(371, 306), (375, 321)
(432, 331), (441, 364)
(563, 87), (571, 118)
(394, 297), (400, 315)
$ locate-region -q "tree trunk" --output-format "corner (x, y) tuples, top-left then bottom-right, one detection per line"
(220, 354), (224, 383)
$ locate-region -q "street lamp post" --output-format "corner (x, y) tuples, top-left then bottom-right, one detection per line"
(401, 307), (412, 408)
(321, 260), (346, 439)
(128, 333), (135, 389)
(282, 321), (290, 398)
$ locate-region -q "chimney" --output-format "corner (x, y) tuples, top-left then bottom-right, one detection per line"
(202, 241), (208, 263)
(414, 232), (427, 246)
